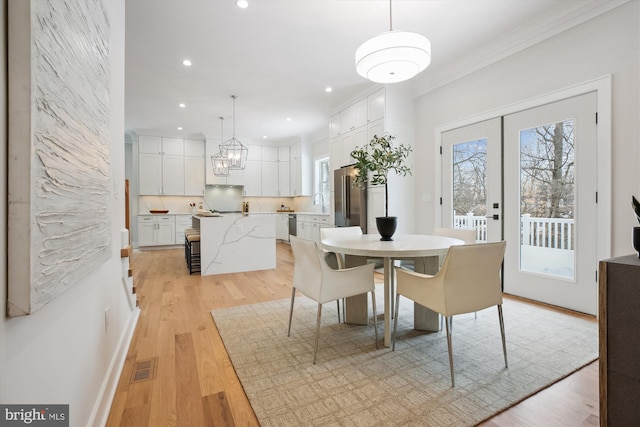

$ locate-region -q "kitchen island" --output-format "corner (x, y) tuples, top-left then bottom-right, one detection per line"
(192, 213), (276, 275)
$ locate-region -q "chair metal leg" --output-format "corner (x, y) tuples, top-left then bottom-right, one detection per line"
(287, 287), (296, 337)
(371, 290), (378, 349)
(498, 304), (508, 368)
(336, 300), (341, 323)
(313, 303), (322, 364)
(392, 293), (400, 351)
(445, 315), (455, 387)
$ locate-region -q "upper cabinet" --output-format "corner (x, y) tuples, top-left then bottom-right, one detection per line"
(138, 135), (204, 196)
(367, 88), (385, 123)
(341, 99), (367, 134)
(290, 141), (311, 196)
(329, 113), (341, 139)
(205, 142), (292, 197)
(330, 90), (386, 169)
(184, 139), (205, 196)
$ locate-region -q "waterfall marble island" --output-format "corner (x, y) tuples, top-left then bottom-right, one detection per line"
(192, 213), (276, 275)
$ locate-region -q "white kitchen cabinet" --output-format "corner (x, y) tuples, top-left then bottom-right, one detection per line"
(262, 146), (278, 162)
(243, 160), (261, 196)
(278, 161), (290, 196)
(175, 214), (193, 245)
(184, 139), (204, 157)
(367, 118), (385, 141)
(341, 127), (366, 167)
(367, 88), (385, 123)
(261, 161), (279, 196)
(276, 213), (289, 241)
(226, 168), (244, 186)
(184, 155), (205, 196)
(297, 214), (329, 244)
(137, 219), (157, 247)
(290, 142), (311, 196)
(183, 140), (205, 195)
(297, 216), (312, 241)
(162, 154), (185, 195)
(138, 215), (176, 247)
(161, 138), (184, 156)
(341, 99), (367, 134)
(138, 153), (163, 195)
(138, 136), (204, 196)
(329, 113), (341, 138)
(138, 135), (162, 153)
(278, 147), (290, 196)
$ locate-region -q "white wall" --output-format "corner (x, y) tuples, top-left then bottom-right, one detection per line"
(0, 1), (136, 426)
(413, 1), (639, 257)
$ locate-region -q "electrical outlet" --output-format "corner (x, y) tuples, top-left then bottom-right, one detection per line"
(104, 307), (110, 334)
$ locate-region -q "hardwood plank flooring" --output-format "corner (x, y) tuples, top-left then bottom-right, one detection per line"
(107, 242), (599, 426)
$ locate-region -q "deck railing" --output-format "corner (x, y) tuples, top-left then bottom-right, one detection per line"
(453, 213), (574, 250)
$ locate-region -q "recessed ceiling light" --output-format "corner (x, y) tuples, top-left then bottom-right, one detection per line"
(236, 0), (248, 8)
(263, 135), (268, 139)
(179, 103), (186, 108)
(177, 127), (183, 130)
(286, 117), (292, 122)
(182, 59), (192, 67)
(325, 87), (333, 93)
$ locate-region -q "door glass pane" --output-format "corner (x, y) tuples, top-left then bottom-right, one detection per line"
(452, 139), (487, 242)
(519, 120), (575, 280)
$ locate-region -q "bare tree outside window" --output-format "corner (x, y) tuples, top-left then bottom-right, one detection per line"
(452, 139), (487, 216)
(520, 121), (575, 219)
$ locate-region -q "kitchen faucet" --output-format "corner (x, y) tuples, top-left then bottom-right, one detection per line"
(313, 192), (326, 213)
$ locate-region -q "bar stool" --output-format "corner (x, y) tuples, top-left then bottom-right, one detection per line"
(184, 228), (199, 262)
(185, 229), (201, 274)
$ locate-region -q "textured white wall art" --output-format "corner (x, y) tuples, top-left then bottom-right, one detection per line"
(8, 0), (111, 316)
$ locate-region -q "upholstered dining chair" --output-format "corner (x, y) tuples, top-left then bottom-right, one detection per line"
(289, 236), (378, 364)
(320, 226), (363, 269)
(432, 227), (478, 327)
(392, 241), (507, 386)
(432, 227), (477, 244)
(320, 226), (367, 322)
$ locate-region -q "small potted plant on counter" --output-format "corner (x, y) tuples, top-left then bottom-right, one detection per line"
(351, 133), (412, 241)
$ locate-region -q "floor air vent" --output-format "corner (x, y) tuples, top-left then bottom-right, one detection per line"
(129, 357), (157, 383)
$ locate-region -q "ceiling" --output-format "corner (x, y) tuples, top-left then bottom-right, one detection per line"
(124, 0), (623, 144)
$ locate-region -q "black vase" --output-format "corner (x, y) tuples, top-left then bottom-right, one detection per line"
(376, 216), (398, 241)
(633, 227), (640, 257)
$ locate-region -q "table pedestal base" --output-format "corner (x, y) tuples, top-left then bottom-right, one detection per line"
(342, 254), (442, 347)
(410, 256), (441, 332)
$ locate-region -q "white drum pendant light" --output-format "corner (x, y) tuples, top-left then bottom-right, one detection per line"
(355, 0), (431, 84)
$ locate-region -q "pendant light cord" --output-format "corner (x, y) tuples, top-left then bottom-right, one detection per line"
(231, 95), (237, 138)
(389, 0), (393, 31)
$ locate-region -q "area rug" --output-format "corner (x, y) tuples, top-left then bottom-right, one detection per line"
(211, 291), (598, 426)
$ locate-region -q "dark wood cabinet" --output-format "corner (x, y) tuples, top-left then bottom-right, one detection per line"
(599, 254), (640, 426)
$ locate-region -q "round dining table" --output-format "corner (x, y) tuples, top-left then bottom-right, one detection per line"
(321, 233), (464, 347)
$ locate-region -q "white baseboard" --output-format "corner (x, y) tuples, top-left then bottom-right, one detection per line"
(88, 307), (140, 427)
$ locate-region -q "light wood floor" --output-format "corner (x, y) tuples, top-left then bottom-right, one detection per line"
(107, 242), (599, 426)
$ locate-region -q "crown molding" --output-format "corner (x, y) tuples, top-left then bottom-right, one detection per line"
(413, 0), (628, 97)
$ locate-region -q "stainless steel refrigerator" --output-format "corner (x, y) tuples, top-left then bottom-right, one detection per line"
(334, 166), (367, 233)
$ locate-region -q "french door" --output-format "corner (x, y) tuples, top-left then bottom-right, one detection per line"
(442, 93), (598, 315)
(442, 117), (502, 242)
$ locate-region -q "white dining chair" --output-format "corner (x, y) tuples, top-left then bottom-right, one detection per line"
(392, 241), (507, 387)
(432, 227), (478, 328)
(320, 226), (367, 322)
(288, 236), (378, 364)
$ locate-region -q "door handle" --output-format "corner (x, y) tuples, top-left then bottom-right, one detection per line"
(486, 214), (499, 220)
(341, 176), (347, 220)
